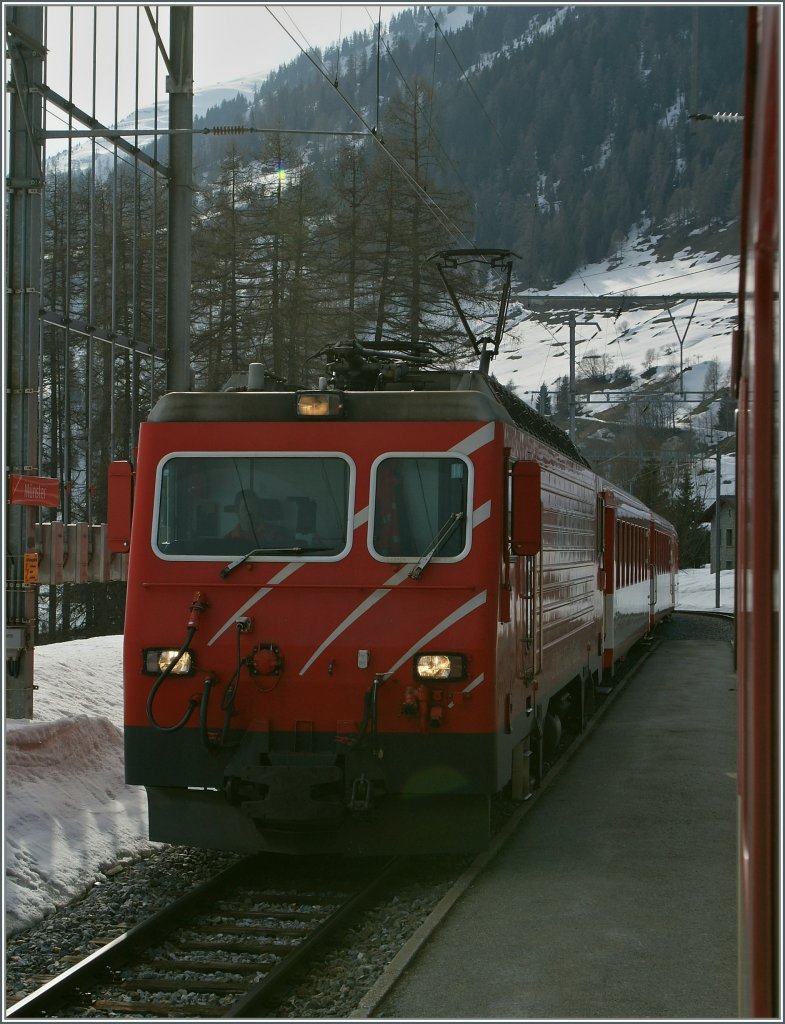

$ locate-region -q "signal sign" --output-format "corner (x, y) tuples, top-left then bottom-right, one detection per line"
(23, 552), (39, 585)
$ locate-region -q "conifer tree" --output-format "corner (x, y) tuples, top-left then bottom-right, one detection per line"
(635, 458), (670, 519)
(669, 467), (709, 567)
(360, 78), (475, 356)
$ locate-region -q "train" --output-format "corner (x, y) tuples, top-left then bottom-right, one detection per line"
(733, 6), (780, 1017)
(109, 320), (678, 857)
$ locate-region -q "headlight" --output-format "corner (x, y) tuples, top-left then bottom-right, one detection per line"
(414, 653), (467, 681)
(143, 648), (194, 676)
(296, 391), (344, 418)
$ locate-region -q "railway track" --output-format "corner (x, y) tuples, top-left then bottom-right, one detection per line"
(6, 854), (402, 1019)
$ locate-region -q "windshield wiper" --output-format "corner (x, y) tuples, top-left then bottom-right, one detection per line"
(220, 546), (332, 579)
(409, 512), (465, 580)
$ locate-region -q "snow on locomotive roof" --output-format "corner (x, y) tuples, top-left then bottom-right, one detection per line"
(148, 369), (591, 469)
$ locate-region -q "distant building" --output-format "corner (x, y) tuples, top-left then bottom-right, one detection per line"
(701, 496), (736, 572)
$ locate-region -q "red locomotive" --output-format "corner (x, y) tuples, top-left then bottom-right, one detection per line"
(733, 6), (780, 1017)
(111, 327), (677, 855)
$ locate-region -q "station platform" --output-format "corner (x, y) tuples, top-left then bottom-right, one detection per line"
(361, 622), (737, 1019)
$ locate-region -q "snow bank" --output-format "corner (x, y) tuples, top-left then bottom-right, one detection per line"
(4, 638), (155, 937)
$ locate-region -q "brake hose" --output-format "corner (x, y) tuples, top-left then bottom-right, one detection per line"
(199, 621), (245, 750)
(351, 675), (385, 753)
(369, 675), (383, 753)
(199, 676), (217, 748)
(146, 626), (200, 731)
(146, 593), (206, 732)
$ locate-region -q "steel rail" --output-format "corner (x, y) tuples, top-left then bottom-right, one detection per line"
(6, 855), (402, 1019)
(674, 607), (735, 620)
(5, 857), (253, 1018)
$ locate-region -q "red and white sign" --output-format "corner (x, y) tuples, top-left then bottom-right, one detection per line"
(8, 474), (60, 508)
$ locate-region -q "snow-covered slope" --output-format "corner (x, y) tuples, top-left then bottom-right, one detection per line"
(493, 228), (738, 403)
(482, 228), (739, 506)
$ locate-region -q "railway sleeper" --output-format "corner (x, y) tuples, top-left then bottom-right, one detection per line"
(172, 938), (293, 955)
(93, 999), (221, 1017)
(186, 922), (312, 937)
(141, 959), (270, 974)
(227, 890), (341, 905)
(213, 904), (327, 921)
(115, 978), (249, 993)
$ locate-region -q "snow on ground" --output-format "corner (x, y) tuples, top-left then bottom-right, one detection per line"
(3, 569), (733, 937)
(4, 637), (158, 937)
(676, 566), (735, 612)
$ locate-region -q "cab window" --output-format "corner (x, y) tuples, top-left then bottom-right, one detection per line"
(370, 455), (470, 560)
(154, 453), (353, 560)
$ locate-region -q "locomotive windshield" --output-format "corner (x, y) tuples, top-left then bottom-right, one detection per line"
(370, 455), (470, 560)
(154, 453), (353, 560)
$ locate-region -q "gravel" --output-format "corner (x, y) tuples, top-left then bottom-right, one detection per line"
(659, 609), (735, 643)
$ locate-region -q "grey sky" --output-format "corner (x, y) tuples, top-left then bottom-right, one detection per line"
(42, 4), (412, 127)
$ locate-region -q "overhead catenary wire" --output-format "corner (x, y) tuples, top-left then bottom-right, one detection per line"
(333, 8), (342, 86)
(425, 18), (438, 193)
(263, 5), (474, 250)
(425, 5), (505, 148)
(367, 14), (480, 206)
(611, 263), (741, 293)
(43, 125), (371, 141)
(375, 8), (381, 134)
(357, 7), (530, 351)
(347, 6), (525, 356)
(271, 4), (486, 252)
(575, 268), (625, 365)
(45, 5), (515, 364)
(278, 5), (334, 81)
(575, 257), (740, 291)
(51, 6), (732, 393)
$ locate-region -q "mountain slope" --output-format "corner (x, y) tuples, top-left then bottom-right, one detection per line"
(194, 4), (746, 285)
